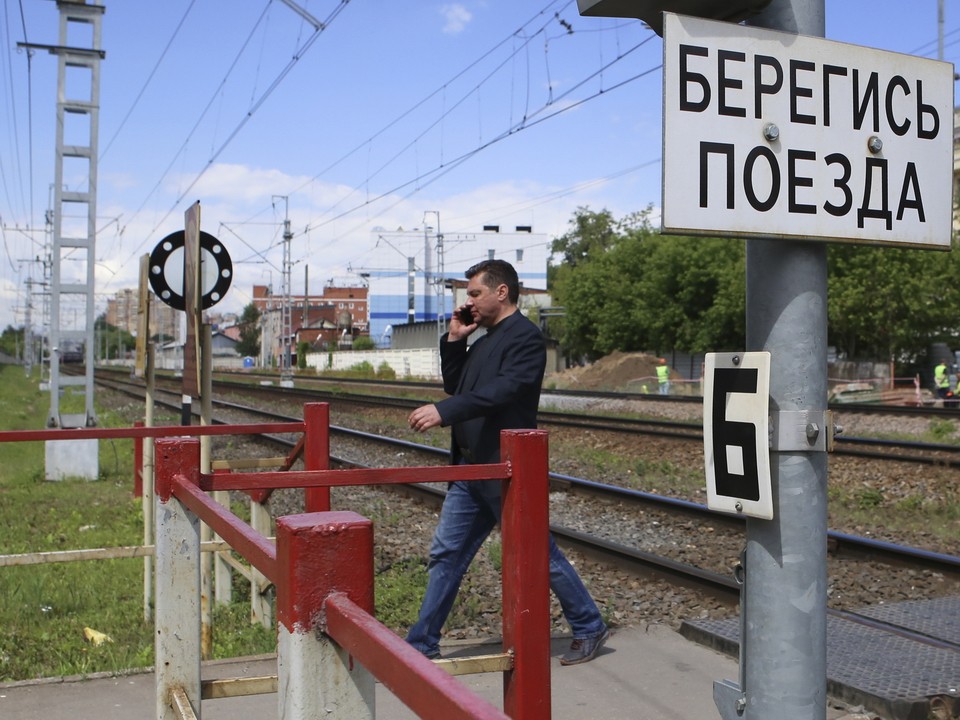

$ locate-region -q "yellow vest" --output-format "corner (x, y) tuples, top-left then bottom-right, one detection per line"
(935, 363), (949, 388)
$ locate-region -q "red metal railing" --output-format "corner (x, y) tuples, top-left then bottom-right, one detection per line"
(154, 403), (551, 720)
(0, 418), (307, 499)
(0, 420), (305, 443)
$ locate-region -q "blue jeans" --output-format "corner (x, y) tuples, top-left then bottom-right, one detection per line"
(406, 478), (607, 657)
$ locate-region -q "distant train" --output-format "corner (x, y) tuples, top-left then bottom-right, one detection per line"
(59, 342), (84, 364)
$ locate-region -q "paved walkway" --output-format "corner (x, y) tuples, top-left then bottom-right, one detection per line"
(0, 624), (865, 719)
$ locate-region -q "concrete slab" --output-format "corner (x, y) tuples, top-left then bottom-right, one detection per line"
(0, 624), (852, 719)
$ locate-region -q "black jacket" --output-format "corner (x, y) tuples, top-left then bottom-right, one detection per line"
(435, 311), (546, 465)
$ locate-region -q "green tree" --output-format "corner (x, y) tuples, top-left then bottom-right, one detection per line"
(353, 335), (375, 351)
(550, 205), (960, 367)
(235, 303), (261, 358)
(637, 235), (745, 352)
(550, 209), (652, 359)
(550, 208), (745, 359)
(827, 242), (960, 361)
(94, 315), (135, 359)
(550, 207), (620, 268)
(0, 325), (23, 358)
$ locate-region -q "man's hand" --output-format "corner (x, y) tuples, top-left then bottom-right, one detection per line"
(409, 404), (442, 432)
(448, 304), (476, 341)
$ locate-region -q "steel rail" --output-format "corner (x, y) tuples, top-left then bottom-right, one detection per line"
(95, 371), (960, 462)
(91, 375), (960, 582)
(91, 366), (960, 417)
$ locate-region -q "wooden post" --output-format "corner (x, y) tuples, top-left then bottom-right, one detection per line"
(143, 343), (156, 622)
(303, 403), (330, 512)
(250, 497), (272, 628)
(200, 325), (214, 659)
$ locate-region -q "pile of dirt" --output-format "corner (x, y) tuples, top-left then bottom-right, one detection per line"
(546, 351), (665, 392)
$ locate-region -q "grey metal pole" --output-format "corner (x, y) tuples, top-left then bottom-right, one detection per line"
(939, 0), (945, 61)
(743, 1), (828, 719)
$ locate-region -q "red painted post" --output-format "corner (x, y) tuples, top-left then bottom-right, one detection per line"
(275, 510), (375, 632)
(275, 511), (375, 718)
(133, 421), (144, 498)
(500, 430), (551, 720)
(303, 403), (330, 512)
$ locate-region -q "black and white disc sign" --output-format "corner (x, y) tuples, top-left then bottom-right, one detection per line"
(148, 230), (232, 311)
(703, 351), (772, 519)
(662, 13), (954, 249)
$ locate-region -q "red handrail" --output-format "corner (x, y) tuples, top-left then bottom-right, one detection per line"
(0, 421), (304, 443)
(324, 592), (510, 720)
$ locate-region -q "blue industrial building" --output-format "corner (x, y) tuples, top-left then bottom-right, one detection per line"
(359, 225), (549, 347)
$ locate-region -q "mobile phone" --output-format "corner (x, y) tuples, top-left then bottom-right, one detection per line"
(457, 306), (474, 324)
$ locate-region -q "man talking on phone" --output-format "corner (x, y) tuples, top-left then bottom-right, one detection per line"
(406, 258), (609, 665)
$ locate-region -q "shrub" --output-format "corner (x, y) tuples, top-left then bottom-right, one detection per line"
(376, 362), (397, 380)
(348, 361), (376, 377)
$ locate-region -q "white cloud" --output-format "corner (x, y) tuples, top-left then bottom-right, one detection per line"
(440, 4), (472, 35)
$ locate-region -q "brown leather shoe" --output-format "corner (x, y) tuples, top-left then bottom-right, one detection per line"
(559, 629), (609, 666)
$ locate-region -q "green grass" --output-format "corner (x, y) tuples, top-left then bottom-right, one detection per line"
(0, 364), (444, 681)
(0, 366), (151, 680)
(554, 443), (704, 497)
(0, 365), (277, 681)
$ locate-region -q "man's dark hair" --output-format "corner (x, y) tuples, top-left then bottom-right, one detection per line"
(465, 259), (519, 304)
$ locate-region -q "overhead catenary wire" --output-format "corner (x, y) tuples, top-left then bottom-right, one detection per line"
(0, 0), (32, 225)
(307, 9), (572, 230)
(275, 3), (644, 252)
(295, 37), (660, 244)
(293, 72), (660, 263)
(112, 0), (349, 287)
(117, 2), (274, 245)
(144, 0), (632, 284)
(97, 0), (200, 163)
(5, 3), (959, 326)
(238, 0), (576, 227)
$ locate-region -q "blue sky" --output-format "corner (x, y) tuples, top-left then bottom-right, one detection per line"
(0, 0), (957, 333)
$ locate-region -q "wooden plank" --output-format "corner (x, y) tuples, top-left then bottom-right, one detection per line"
(201, 675), (278, 699)
(435, 652), (513, 677)
(211, 457), (288, 470)
(171, 686), (198, 720)
(0, 540), (237, 567)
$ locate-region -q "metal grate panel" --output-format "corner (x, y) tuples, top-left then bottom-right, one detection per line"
(681, 596), (960, 720)
(855, 596), (960, 647)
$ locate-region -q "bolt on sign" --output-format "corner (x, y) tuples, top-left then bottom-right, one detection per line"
(662, 13), (955, 248)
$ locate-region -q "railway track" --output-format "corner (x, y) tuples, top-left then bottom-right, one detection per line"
(93, 368), (960, 466)
(92, 371), (960, 596)
(81, 367), (960, 719)
(210, 368), (960, 418)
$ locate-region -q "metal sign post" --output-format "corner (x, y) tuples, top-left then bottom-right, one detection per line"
(659, 2), (952, 717)
(741, 4), (827, 718)
(581, 1), (953, 716)
(659, 11), (832, 718)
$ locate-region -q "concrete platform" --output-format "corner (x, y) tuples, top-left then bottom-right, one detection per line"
(0, 625), (740, 719)
(0, 623), (875, 719)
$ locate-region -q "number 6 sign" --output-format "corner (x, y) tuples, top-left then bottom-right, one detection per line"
(703, 351), (772, 519)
